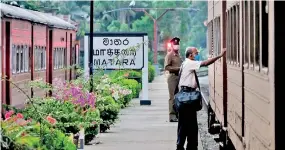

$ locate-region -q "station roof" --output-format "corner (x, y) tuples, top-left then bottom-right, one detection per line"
(0, 3), (76, 30)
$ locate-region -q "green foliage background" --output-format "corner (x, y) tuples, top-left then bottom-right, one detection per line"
(3, 0), (208, 69)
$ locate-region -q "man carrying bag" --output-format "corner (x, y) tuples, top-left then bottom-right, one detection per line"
(175, 47), (226, 150)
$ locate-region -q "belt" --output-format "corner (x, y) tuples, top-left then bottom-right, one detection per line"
(180, 86), (196, 92)
(169, 72), (179, 76)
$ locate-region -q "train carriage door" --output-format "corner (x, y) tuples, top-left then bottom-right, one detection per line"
(5, 21), (11, 105)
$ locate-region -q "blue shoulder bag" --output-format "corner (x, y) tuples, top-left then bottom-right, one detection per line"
(174, 66), (203, 112)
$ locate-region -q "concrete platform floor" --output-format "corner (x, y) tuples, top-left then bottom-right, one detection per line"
(85, 75), (203, 150)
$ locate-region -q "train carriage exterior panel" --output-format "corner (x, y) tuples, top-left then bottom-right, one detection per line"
(1, 3), (77, 107)
(207, 1), (215, 116)
(225, 1), (244, 149)
(211, 1), (226, 125)
(207, 1), (276, 150)
(52, 28), (68, 82)
(33, 24), (47, 98)
(10, 19), (32, 106)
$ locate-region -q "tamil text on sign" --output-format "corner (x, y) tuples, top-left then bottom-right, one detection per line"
(93, 36), (144, 69)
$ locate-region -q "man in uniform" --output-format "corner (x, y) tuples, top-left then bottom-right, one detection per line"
(164, 37), (182, 122)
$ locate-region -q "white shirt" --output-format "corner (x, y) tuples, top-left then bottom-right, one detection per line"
(178, 58), (202, 89)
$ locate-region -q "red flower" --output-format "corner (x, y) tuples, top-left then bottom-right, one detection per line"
(4, 110), (14, 119)
(21, 132), (27, 137)
(46, 115), (57, 125)
(16, 113), (23, 119)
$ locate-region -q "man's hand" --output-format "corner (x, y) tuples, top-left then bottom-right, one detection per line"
(219, 48), (226, 57)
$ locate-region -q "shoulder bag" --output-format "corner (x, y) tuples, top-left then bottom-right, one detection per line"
(174, 65), (203, 112)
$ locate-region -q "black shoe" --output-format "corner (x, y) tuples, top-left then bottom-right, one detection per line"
(169, 114), (178, 122)
(176, 145), (185, 150)
(170, 118), (178, 122)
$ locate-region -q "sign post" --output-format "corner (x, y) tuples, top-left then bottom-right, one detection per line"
(84, 32), (151, 105)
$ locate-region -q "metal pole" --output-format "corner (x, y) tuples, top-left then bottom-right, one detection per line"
(153, 10), (170, 67)
(89, 0), (94, 92)
(153, 20), (157, 64)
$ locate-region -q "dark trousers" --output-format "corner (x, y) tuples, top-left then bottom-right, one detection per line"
(176, 107), (198, 150)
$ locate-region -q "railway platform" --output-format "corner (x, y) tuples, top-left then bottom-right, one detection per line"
(86, 75), (204, 150)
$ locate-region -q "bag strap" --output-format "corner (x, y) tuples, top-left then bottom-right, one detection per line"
(174, 63), (184, 93)
(193, 70), (200, 90)
(175, 63), (200, 91)
(177, 63), (184, 82)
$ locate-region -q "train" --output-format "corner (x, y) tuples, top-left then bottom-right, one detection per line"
(1, 3), (80, 108)
(206, 1), (283, 150)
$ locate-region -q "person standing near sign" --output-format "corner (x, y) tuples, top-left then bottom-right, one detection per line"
(164, 37), (182, 122)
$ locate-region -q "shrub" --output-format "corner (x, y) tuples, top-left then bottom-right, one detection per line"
(23, 78), (102, 144)
(127, 70), (142, 84)
(1, 111), (76, 150)
(96, 95), (120, 133)
(148, 62), (155, 83)
(117, 79), (139, 99)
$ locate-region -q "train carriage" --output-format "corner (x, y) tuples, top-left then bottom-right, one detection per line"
(1, 3), (79, 108)
(207, 1), (277, 150)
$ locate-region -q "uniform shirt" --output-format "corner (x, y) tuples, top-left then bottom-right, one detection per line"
(164, 51), (182, 74)
(178, 58), (202, 88)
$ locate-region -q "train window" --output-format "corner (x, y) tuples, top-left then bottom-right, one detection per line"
(244, 1), (249, 68)
(261, 1), (268, 71)
(226, 5), (240, 66)
(213, 17), (221, 60)
(35, 46), (38, 71)
(16, 45), (20, 73)
(60, 48), (62, 68)
(53, 48), (56, 69)
(73, 47), (76, 65)
(24, 45), (29, 72)
(60, 48), (63, 68)
(53, 47), (66, 70)
(34, 46), (37, 70)
(237, 5), (240, 66)
(61, 48), (63, 68)
(249, 1), (254, 69)
(226, 11), (229, 63)
(43, 47), (46, 70)
(255, 1), (260, 71)
(207, 21), (213, 57)
(58, 48), (60, 69)
(20, 45), (24, 72)
(241, 1), (268, 73)
(40, 47), (44, 69)
(58, 48), (60, 68)
(231, 8), (234, 64)
(217, 17), (221, 61)
(12, 45), (16, 74)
